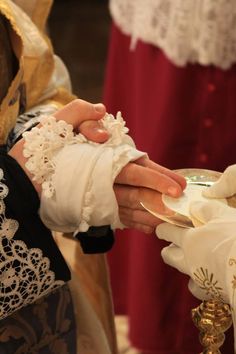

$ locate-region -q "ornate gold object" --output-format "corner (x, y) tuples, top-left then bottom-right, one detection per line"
(192, 299), (232, 354)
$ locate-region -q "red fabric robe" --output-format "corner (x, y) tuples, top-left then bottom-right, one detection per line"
(103, 23), (236, 353)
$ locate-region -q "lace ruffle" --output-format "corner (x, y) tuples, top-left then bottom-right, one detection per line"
(110, 0), (236, 69)
(23, 113), (130, 198)
(24, 113), (142, 232)
(23, 116), (86, 197)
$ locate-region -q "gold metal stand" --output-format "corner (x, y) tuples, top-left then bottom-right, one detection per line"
(192, 299), (232, 353)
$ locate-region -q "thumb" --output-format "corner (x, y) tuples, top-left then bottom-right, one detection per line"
(53, 99), (106, 130)
(203, 165), (236, 198)
(79, 120), (109, 143)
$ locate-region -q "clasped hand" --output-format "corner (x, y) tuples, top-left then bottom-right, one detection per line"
(9, 99), (186, 233)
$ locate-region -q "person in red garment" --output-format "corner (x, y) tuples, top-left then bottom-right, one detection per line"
(103, 1), (236, 353)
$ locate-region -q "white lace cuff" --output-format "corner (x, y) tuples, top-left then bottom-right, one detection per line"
(23, 113), (146, 233)
(23, 116), (87, 198)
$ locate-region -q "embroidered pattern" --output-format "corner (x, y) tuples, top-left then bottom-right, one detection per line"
(0, 168), (64, 320)
(228, 258), (236, 311)
(0, 285), (75, 354)
(193, 267), (223, 300)
(229, 258), (236, 267)
(110, 0), (236, 69)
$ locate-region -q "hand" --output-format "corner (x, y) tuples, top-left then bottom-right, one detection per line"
(203, 164), (236, 199)
(53, 99), (109, 143)
(9, 99), (109, 193)
(156, 200), (236, 304)
(114, 157), (186, 234)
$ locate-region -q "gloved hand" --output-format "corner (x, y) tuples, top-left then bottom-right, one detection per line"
(156, 200), (236, 305)
(203, 164), (236, 199)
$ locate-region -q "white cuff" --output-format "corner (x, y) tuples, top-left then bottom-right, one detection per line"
(23, 113), (146, 233)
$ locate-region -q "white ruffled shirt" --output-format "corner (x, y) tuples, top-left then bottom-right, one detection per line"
(23, 113), (146, 233)
(110, 0), (236, 69)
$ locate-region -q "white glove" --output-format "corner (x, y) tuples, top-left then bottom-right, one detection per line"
(203, 164), (236, 199)
(156, 200), (236, 350)
(157, 200), (236, 302)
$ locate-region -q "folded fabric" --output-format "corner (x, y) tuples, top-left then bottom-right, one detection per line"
(23, 113), (146, 233)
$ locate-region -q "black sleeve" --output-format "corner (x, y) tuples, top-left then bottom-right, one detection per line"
(75, 225), (115, 254)
(0, 148), (70, 320)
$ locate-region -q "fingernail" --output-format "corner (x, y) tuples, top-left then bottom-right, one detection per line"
(167, 187), (178, 196)
(94, 103), (105, 113)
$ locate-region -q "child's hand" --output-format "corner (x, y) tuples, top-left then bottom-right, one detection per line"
(8, 99), (110, 194)
(79, 119), (109, 143)
(53, 99), (109, 143)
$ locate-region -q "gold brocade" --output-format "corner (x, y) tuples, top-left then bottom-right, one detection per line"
(2, 0), (54, 107)
(47, 87), (77, 109)
(0, 285), (74, 354)
(0, 0), (74, 143)
(0, 1), (22, 144)
(12, 0), (53, 31)
(0, 1), (117, 353)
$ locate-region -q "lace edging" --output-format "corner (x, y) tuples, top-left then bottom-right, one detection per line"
(23, 113), (130, 199)
(23, 116), (87, 197)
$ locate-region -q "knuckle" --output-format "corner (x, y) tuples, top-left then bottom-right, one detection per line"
(128, 188), (140, 207)
(120, 207), (137, 222)
(71, 98), (81, 109)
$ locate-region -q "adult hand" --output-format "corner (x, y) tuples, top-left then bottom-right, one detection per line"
(156, 200), (236, 304)
(203, 164), (236, 199)
(114, 157), (186, 233)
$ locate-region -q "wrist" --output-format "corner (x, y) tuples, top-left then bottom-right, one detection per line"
(8, 138), (42, 195)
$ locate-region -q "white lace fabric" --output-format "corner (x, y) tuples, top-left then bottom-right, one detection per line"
(23, 114), (146, 233)
(110, 0), (236, 69)
(0, 168), (64, 320)
(23, 116), (87, 198)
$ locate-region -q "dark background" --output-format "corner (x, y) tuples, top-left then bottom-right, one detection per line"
(49, 0), (111, 102)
